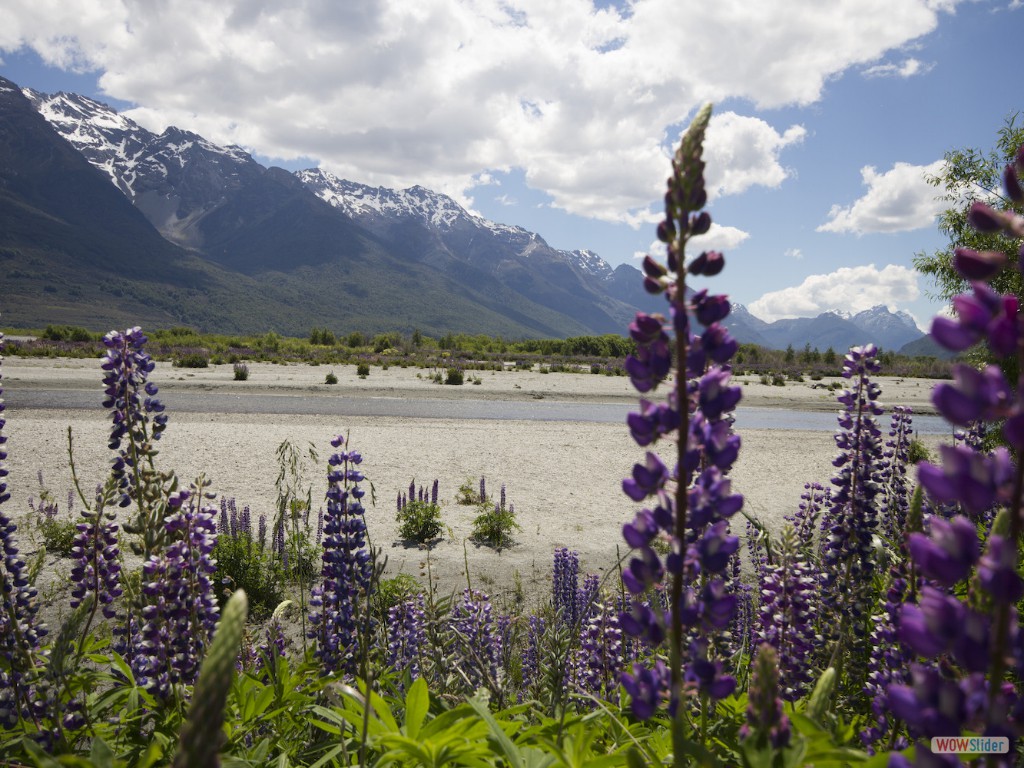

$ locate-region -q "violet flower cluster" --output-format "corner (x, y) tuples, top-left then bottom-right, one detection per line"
(0, 331), (49, 729)
(309, 434), (371, 676)
(131, 489), (220, 698)
(449, 589), (501, 694)
(68, 494), (122, 621)
(387, 594), (426, 682)
(883, 143), (1024, 759)
(820, 344), (884, 651)
(100, 327), (167, 508)
(617, 104), (744, 719)
(755, 526), (818, 701)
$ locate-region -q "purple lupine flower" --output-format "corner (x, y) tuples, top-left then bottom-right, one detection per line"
(131, 489), (219, 697)
(918, 444), (1014, 517)
(479, 476), (486, 503)
(861, 566), (914, 750)
(755, 527), (818, 700)
(553, 548), (580, 626)
(520, 614), (546, 696)
(388, 594), (426, 681)
(431, 479), (439, 506)
(572, 600), (623, 705)
(576, 573), (600, 628)
(449, 589), (500, 693)
(977, 534), (1024, 604)
(740, 644), (791, 749)
(0, 334), (49, 728)
(820, 344), (885, 650)
(617, 105), (745, 718)
(308, 434), (371, 675)
(69, 499), (122, 620)
(100, 327), (167, 508)
(907, 515), (980, 587)
(500, 484), (506, 512)
(257, 513), (267, 551)
(621, 660), (669, 720)
(879, 406), (914, 544)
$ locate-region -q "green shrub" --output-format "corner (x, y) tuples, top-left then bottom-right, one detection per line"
(38, 517), (77, 557)
(907, 437), (931, 464)
(444, 367), (464, 385)
(211, 533), (283, 620)
(326, 371), (339, 384)
(471, 501), (520, 549)
(455, 477), (481, 505)
(356, 363), (370, 378)
(174, 353), (209, 368)
(233, 362), (249, 381)
(396, 500), (444, 543)
(373, 574), (422, 617)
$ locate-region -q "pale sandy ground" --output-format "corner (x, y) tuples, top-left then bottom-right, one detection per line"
(2, 356), (948, 615)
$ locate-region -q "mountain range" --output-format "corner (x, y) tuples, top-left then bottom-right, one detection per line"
(0, 75), (933, 353)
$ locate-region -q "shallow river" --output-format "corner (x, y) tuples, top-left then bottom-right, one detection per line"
(6, 387), (953, 433)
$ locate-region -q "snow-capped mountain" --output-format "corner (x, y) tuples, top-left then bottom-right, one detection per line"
(24, 87), (267, 250)
(297, 169), (615, 279)
(10, 76), (637, 336)
(7, 75), (932, 349)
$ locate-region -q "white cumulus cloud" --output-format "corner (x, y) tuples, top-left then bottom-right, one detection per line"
(702, 112), (806, 198)
(748, 264), (920, 322)
(817, 160), (946, 234)
(863, 57), (933, 78)
(0, 0), (960, 223)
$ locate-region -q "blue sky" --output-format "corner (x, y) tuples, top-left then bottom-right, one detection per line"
(1, 1), (1021, 330)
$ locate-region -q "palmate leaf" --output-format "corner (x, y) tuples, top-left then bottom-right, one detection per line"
(172, 589), (249, 768)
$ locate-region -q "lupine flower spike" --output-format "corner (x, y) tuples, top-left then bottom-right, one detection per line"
(618, 104), (745, 728)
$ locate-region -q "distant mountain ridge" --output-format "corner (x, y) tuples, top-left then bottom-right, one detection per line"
(2, 76), (931, 353)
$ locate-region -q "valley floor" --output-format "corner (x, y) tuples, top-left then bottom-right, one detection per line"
(3, 357), (946, 610)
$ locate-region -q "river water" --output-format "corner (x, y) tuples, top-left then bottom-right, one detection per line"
(6, 388), (954, 434)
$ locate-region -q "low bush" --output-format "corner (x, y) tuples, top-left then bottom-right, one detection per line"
(356, 363), (370, 377)
(444, 367), (464, 385)
(396, 499), (444, 543)
(471, 499), (520, 549)
(173, 352), (209, 368)
(233, 362), (249, 381)
(326, 371), (340, 384)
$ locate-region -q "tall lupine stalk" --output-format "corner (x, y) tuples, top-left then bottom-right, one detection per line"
(132, 484), (220, 698)
(100, 328), (169, 547)
(0, 329), (48, 731)
(820, 344), (885, 669)
(755, 526), (818, 701)
(880, 406), (914, 546)
(309, 434), (371, 676)
(886, 145), (1024, 763)
(448, 588), (501, 696)
(617, 104), (745, 751)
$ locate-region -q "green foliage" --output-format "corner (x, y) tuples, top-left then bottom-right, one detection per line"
(444, 367), (464, 385)
(38, 517), (77, 557)
(455, 477), (481, 505)
(906, 437), (931, 465)
(232, 362), (249, 381)
(173, 352), (209, 368)
(470, 500), (520, 549)
(396, 500), (444, 543)
(173, 590), (248, 768)
(326, 370), (340, 384)
(373, 573), (422, 616)
(356, 362), (370, 377)
(309, 327), (336, 345)
(41, 324), (95, 342)
(915, 112), (1024, 307)
(211, 533), (283, 620)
